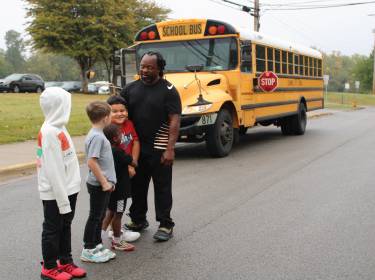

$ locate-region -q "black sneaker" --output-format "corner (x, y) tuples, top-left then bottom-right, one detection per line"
(124, 220), (149, 231)
(153, 226), (173, 241)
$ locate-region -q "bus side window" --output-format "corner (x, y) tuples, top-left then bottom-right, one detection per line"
(256, 45), (266, 72)
(275, 49), (281, 74)
(282, 51), (287, 74)
(305, 56), (308, 76)
(299, 55), (304, 75)
(240, 41), (252, 73)
(318, 59), (322, 77)
(294, 54), (299, 75)
(314, 58), (318, 76)
(229, 38), (239, 70)
(267, 47), (274, 72)
(309, 57), (313, 76)
(288, 52), (293, 75)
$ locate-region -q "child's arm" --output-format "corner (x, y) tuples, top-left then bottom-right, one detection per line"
(87, 157), (114, 192)
(129, 140), (140, 178)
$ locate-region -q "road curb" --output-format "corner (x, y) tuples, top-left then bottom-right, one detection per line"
(307, 112), (332, 119)
(0, 154), (86, 180)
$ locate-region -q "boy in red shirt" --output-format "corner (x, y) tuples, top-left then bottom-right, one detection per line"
(102, 95), (140, 242)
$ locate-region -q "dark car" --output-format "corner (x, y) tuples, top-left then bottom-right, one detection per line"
(88, 84), (99, 94)
(45, 82), (64, 88)
(0, 74), (45, 93)
(61, 81), (82, 92)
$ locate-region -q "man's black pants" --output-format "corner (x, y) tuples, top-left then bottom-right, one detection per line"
(42, 193), (78, 270)
(83, 183), (110, 249)
(129, 152), (175, 227)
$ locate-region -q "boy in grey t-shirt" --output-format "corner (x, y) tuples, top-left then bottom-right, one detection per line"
(81, 101), (117, 264)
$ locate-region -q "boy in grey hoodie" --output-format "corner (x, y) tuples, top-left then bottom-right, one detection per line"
(38, 87), (86, 280)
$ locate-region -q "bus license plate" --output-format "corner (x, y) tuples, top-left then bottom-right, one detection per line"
(197, 114), (217, 126)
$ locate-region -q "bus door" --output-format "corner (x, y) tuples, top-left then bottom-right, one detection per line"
(240, 41), (255, 126)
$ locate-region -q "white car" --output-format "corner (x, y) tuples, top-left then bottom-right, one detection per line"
(90, 81), (111, 94)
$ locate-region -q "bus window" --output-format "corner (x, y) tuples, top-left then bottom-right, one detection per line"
(275, 49), (281, 74)
(305, 56), (308, 76)
(288, 52), (293, 75)
(282, 51), (287, 74)
(309, 57), (313, 76)
(314, 58), (318, 76)
(294, 54), (299, 75)
(318, 59), (322, 77)
(299, 55), (304, 75)
(241, 41), (252, 73)
(267, 47), (274, 72)
(229, 38), (238, 70)
(256, 45), (266, 72)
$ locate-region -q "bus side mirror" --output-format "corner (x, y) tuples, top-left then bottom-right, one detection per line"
(242, 55), (252, 68)
(185, 64), (204, 72)
(86, 70), (95, 79)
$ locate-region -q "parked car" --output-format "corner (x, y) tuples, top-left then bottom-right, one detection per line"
(45, 82), (64, 88)
(90, 81), (111, 94)
(0, 73), (45, 93)
(87, 84), (99, 94)
(60, 81), (82, 92)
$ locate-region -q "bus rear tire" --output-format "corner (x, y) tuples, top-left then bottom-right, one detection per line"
(291, 105), (307, 135)
(205, 109), (233, 158)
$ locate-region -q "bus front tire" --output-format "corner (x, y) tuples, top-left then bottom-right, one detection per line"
(205, 109), (233, 158)
(291, 105), (307, 135)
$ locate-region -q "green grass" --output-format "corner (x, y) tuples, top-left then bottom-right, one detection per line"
(326, 91), (375, 106)
(325, 104), (363, 110)
(0, 93), (110, 144)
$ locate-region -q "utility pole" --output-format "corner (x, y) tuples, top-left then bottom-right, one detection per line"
(254, 0), (260, 32)
(369, 15), (375, 94)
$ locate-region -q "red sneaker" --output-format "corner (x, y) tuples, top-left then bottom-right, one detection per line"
(41, 262), (73, 280)
(58, 261), (87, 278)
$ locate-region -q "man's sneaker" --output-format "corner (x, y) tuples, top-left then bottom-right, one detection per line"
(41, 262), (73, 280)
(80, 248), (110, 263)
(123, 230), (140, 242)
(96, 243), (116, 259)
(108, 228), (124, 239)
(153, 226), (173, 241)
(58, 261), (86, 278)
(111, 240), (135, 251)
(124, 220), (149, 231)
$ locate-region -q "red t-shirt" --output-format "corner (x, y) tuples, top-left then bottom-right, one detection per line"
(117, 119), (138, 155)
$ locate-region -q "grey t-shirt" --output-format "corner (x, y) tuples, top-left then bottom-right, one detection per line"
(85, 128), (116, 186)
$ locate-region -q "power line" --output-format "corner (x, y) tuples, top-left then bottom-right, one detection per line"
(264, 1), (375, 10)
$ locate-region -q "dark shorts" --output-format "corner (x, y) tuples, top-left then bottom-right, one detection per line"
(108, 194), (126, 212)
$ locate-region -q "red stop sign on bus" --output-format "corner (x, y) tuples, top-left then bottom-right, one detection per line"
(258, 71), (278, 92)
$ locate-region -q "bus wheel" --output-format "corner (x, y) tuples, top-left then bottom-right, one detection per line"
(206, 109), (233, 158)
(291, 105), (307, 135)
(281, 117), (292, 135)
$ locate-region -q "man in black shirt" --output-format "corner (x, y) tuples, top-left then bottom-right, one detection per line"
(120, 51), (181, 241)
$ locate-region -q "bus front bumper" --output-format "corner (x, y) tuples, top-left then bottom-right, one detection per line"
(179, 113), (217, 137)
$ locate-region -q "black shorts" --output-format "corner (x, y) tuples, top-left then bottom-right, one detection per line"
(108, 194), (126, 212)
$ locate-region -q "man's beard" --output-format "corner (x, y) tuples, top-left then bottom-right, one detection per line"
(140, 75), (153, 83)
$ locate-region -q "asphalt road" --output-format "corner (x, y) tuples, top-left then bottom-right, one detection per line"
(1, 107), (375, 279)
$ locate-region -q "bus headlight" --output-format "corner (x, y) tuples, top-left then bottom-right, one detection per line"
(182, 104), (212, 114)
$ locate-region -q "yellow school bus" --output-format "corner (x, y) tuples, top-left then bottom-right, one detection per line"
(120, 19), (324, 157)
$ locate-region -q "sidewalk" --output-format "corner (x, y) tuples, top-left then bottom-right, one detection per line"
(0, 108), (338, 178)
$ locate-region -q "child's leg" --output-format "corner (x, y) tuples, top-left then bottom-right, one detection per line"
(112, 212), (124, 238)
(83, 183), (110, 249)
(58, 193), (78, 265)
(102, 210), (115, 232)
(42, 200), (64, 270)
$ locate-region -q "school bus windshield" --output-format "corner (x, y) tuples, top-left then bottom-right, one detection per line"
(136, 38), (237, 73)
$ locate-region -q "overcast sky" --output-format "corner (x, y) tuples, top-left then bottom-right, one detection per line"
(1, 0), (374, 57)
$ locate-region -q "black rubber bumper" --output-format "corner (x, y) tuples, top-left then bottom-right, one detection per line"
(179, 115), (215, 136)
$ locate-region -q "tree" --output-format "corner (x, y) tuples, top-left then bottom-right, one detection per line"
(24, 0), (137, 91)
(0, 49), (14, 78)
(352, 50), (374, 92)
(4, 30), (26, 73)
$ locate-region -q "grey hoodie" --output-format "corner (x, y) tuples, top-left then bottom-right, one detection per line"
(37, 87), (81, 214)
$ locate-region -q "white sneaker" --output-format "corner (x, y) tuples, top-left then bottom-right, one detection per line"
(81, 248), (110, 263)
(123, 230), (140, 242)
(108, 228), (124, 239)
(96, 244), (116, 259)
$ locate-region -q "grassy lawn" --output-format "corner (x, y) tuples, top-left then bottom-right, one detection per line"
(0, 93), (110, 144)
(326, 91), (375, 106)
(325, 104), (363, 110)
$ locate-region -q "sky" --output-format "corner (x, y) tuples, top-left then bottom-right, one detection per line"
(0, 0), (374, 57)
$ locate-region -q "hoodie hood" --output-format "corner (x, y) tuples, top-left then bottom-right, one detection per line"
(40, 87), (71, 127)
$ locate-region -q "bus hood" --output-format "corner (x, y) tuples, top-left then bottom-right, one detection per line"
(164, 72), (232, 108)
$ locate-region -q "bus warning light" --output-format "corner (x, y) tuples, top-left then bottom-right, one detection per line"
(218, 25), (226, 34)
(140, 32), (148, 40)
(148, 31), (156, 40)
(209, 26), (218, 35)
